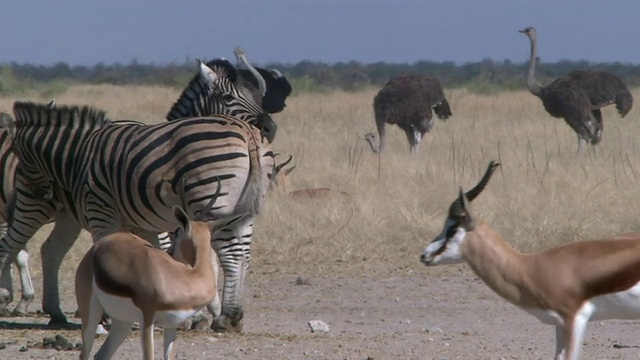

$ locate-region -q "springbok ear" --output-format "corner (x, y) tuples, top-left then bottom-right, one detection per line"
(173, 205), (192, 233)
(197, 58), (219, 85)
(0, 112), (15, 137)
(284, 164), (296, 176)
(458, 187), (476, 231)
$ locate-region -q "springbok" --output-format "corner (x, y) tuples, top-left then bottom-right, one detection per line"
(75, 181), (245, 360)
(271, 154), (349, 200)
(420, 161), (640, 360)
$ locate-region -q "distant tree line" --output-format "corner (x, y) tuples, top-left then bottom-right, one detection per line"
(1, 58), (640, 97)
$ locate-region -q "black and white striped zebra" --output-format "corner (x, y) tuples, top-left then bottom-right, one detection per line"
(0, 101), (273, 333)
(0, 58), (276, 330)
(0, 101), (81, 321)
(0, 123), (34, 317)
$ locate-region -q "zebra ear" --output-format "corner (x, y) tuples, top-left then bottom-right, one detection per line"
(0, 112), (15, 137)
(197, 58), (220, 86)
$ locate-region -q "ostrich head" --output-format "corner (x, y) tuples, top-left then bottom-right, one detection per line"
(364, 132), (380, 153)
(518, 26), (537, 41)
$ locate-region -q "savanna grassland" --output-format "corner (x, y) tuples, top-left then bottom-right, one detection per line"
(2, 85), (640, 359)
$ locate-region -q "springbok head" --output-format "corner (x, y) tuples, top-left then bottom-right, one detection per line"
(270, 154), (296, 193)
(421, 161), (500, 266)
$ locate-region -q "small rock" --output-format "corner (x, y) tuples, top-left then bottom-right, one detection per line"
(423, 326), (443, 334)
(19, 346), (27, 352)
(295, 277), (310, 285)
(0, 342), (5, 350)
(308, 320), (330, 333)
(206, 336), (219, 343)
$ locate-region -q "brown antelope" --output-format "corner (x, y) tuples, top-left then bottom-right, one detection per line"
(75, 181), (245, 360)
(271, 154), (349, 200)
(421, 161), (640, 360)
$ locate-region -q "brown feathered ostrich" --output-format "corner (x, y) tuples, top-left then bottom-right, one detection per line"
(370, 75), (452, 154)
(520, 26), (633, 153)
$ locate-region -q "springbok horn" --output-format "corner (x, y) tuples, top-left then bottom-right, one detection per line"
(274, 155), (294, 173)
(448, 161), (500, 216)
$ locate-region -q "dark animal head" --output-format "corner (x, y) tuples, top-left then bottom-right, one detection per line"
(238, 67), (293, 114)
(433, 99), (452, 120)
(254, 113), (277, 143)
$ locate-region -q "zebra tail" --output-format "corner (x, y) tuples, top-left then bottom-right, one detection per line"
(234, 129), (265, 217)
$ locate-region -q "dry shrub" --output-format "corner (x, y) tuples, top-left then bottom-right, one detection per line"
(3, 85), (640, 290)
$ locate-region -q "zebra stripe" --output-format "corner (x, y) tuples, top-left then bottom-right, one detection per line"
(0, 101), (273, 332)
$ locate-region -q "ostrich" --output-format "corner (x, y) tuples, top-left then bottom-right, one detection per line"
(235, 47), (293, 114)
(371, 75), (451, 154)
(519, 26), (633, 153)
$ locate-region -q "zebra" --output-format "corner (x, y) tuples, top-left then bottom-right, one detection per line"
(0, 100), (77, 320)
(0, 58), (277, 330)
(0, 101), (273, 333)
(0, 123), (34, 317)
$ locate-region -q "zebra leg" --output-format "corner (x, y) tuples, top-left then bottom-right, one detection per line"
(0, 264), (12, 316)
(41, 210), (82, 325)
(0, 186), (58, 317)
(210, 219), (253, 333)
(11, 249), (34, 316)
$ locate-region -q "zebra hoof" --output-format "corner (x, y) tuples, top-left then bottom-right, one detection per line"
(0, 306), (12, 317)
(11, 299), (33, 317)
(11, 307), (28, 317)
(211, 316), (243, 333)
(191, 317), (210, 331)
(47, 313), (70, 327)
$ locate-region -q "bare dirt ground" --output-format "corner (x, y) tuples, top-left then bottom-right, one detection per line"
(2, 87), (640, 359)
(2, 264), (640, 360)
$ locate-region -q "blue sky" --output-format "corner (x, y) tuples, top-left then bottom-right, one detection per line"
(1, 0), (638, 66)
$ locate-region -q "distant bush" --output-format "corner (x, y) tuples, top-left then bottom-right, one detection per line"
(1, 58), (640, 95)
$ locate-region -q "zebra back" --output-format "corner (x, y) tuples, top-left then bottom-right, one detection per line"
(8, 101), (272, 237)
(0, 126), (18, 221)
(166, 59), (277, 143)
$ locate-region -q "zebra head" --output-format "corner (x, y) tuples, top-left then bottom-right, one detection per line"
(166, 58), (277, 143)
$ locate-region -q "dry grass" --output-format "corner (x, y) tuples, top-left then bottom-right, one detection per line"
(3, 85), (640, 286)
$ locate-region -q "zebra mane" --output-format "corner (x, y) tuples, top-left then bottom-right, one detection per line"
(165, 58), (240, 121)
(205, 59), (238, 82)
(12, 101), (111, 129)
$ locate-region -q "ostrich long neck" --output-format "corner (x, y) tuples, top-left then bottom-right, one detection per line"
(237, 52), (266, 96)
(526, 35), (542, 96)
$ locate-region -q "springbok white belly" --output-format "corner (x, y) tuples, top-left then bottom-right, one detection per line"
(588, 282), (640, 321)
(93, 281), (202, 328)
(523, 282), (640, 325)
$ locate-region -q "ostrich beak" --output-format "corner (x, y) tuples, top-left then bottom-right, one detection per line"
(518, 29), (527, 33)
